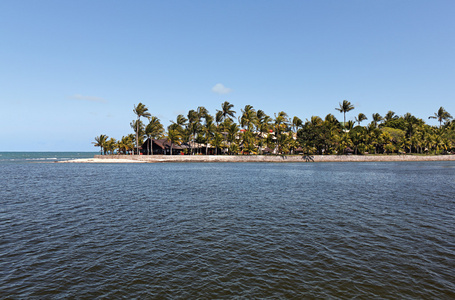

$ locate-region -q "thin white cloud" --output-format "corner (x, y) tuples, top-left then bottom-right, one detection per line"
(211, 83), (232, 95)
(69, 94), (107, 103)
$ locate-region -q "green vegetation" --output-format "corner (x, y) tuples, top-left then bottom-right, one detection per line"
(94, 103), (455, 156)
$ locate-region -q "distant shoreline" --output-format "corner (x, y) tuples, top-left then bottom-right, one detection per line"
(59, 154), (455, 163)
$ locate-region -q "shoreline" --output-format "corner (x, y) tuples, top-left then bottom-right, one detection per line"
(58, 154), (455, 163)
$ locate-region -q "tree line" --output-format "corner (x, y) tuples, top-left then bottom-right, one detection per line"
(94, 101), (454, 156)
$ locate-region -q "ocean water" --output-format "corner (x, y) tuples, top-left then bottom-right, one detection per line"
(0, 152), (98, 164)
(1, 158), (455, 298)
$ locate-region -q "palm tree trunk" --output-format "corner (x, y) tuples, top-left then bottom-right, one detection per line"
(136, 117), (139, 155)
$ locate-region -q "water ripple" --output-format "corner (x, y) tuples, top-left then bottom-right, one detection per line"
(1, 162), (454, 298)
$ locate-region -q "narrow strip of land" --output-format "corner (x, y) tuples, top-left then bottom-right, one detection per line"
(59, 154), (455, 163)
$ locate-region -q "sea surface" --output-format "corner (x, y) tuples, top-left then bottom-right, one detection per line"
(1, 153), (454, 298)
(0, 152), (98, 164)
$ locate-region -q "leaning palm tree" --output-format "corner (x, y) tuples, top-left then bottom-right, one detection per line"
(335, 100), (355, 126)
(429, 106), (453, 128)
(133, 103), (151, 154)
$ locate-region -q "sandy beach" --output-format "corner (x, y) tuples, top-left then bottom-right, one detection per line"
(59, 154), (455, 163)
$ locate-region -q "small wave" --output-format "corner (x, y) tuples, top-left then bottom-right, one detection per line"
(24, 158), (58, 161)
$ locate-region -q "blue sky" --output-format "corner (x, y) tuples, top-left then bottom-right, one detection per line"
(1, 0), (454, 151)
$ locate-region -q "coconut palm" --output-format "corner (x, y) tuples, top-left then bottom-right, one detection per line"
(166, 128), (182, 155)
(145, 116), (165, 155)
(429, 106), (453, 128)
(202, 115), (216, 154)
(384, 110), (397, 122)
(212, 132), (224, 155)
(256, 111), (271, 154)
(240, 105), (257, 131)
(218, 101), (236, 121)
(119, 134), (135, 154)
(335, 100), (355, 126)
(133, 103), (151, 154)
(104, 137), (117, 154)
(292, 116), (303, 132)
(215, 111), (223, 129)
(170, 114), (188, 131)
(355, 113), (368, 126)
(372, 113), (383, 128)
(274, 111), (289, 153)
(130, 119), (145, 150)
(93, 134), (108, 154)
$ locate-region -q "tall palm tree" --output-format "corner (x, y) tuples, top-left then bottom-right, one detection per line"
(429, 106), (453, 128)
(372, 113), (383, 128)
(145, 116), (165, 155)
(218, 101), (236, 121)
(335, 100), (355, 126)
(256, 111), (271, 154)
(227, 122), (239, 151)
(240, 105), (257, 131)
(93, 134), (108, 154)
(274, 111), (289, 154)
(292, 116), (303, 132)
(384, 110), (397, 122)
(170, 114), (188, 131)
(166, 128), (182, 155)
(215, 110), (223, 129)
(133, 103), (151, 154)
(130, 119), (145, 150)
(355, 113), (368, 126)
(202, 116), (216, 154)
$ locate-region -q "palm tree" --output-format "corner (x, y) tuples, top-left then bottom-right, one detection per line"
(335, 100), (355, 126)
(212, 132), (223, 155)
(118, 135), (134, 154)
(145, 116), (165, 155)
(292, 116), (303, 132)
(215, 110), (223, 128)
(218, 101), (236, 121)
(372, 113), (383, 128)
(227, 122), (239, 145)
(133, 103), (151, 154)
(166, 128), (182, 155)
(93, 134), (108, 154)
(130, 119), (145, 150)
(256, 111), (271, 154)
(274, 111), (289, 154)
(187, 109), (200, 154)
(384, 110), (397, 122)
(240, 105), (257, 131)
(355, 113), (368, 126)
(170, 114), (188, 131)
(104, 137), (117, 154)
(202, 116), (216, 154)
(429, 106), (453, 128)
